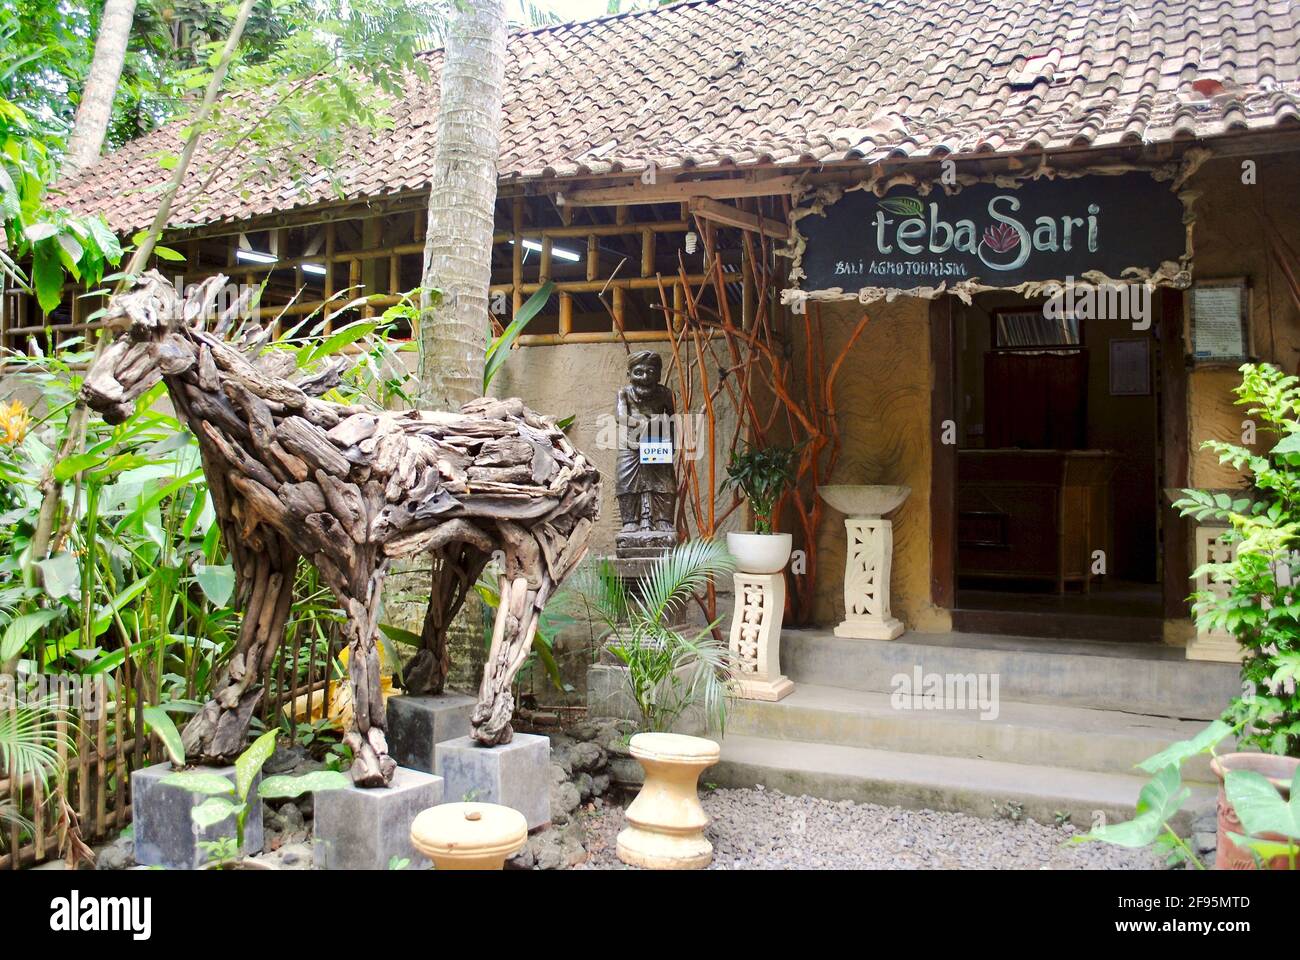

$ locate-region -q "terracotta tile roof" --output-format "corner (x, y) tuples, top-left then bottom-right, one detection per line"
(56, 0), (1300, 233)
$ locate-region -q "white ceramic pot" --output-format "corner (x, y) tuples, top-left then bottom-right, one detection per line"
(726, 531), (792, 574)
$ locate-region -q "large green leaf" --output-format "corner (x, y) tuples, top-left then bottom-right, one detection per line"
(1224, 767), (1300, 840)
(483, 280), (555, 393)
(53, 451), (108, 481)
(235, 729), (278, 804)
(0, 609), (60, 660)
(190, 795), (240, 830)
(1137, 719), (1233, 774)
(259, 770), (350, 799)
(161, 771), (236, 796)
(1075, 764), (1189, 848)
(142, 705), (186, 768)
(303, 318), (379, 365)
(32, 238), (64, 313)
(35, 552), (79, 600)
(193, 564), (235, 607)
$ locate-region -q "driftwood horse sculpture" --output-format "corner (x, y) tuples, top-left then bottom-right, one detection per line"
(81, 272), (600, 786)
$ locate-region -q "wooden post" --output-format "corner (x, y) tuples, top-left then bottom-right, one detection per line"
(1160, 287), (1190, 621)
(559, 293), (573, 338)
(512, 196), (524, 315)
(539, 237), (553, 283)
(929, 297), (956, 610)
(586, 235), (598, 282)
(641, 227), (654, 278)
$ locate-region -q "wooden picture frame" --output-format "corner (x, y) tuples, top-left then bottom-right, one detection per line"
(1188, 278), (1250, 365)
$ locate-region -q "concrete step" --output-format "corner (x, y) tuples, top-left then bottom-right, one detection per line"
(712, 734), (1216, 832)
(727, 684), (1218, 780)
(780, 629), (1239, 720)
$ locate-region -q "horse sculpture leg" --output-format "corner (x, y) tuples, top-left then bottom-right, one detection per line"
(336, 564), (397, 788)
(182, 534), (297, 763)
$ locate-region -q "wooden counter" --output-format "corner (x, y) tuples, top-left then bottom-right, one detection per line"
(957, 449), (1115, 593)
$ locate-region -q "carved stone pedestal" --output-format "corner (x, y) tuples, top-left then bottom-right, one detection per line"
(617, 733), (719, 870)
(834, 517), (905, 640)
(1186, 526), (1243, 663)
(728, 572), (793, 701)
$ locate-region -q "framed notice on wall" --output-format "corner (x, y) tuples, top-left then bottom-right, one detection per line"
(1189, 279), (1250, 364)
(1110, 339), (1151, 396)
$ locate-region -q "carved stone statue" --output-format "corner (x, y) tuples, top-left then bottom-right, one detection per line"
(615, 350), (676, 553)
(81, 271), (600, 788)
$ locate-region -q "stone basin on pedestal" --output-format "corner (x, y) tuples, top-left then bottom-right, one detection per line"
(818, 485), (911, 640)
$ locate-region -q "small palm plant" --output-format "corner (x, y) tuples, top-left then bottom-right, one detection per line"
(0, 699), (64, 838)
(576, 539), (737, 734)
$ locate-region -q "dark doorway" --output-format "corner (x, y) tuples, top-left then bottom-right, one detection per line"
(935, 288), (1170, 642)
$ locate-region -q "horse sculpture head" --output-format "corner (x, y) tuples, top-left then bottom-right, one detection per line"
(81, 270), (258, 424)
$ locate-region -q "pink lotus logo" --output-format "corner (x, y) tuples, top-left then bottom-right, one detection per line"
(982, 223), (1021, 254)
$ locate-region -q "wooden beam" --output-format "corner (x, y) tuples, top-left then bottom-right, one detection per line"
(563, 174), (799, 207)
(689, 197), (790, 239)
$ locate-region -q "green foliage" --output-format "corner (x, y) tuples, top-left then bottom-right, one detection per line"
(1172, 363), (1300, 757)
(0, 699), (65, 836)
(142, 704), (186, 768)
(0, 31), (122, 313)
(163, 727), (346, 866)
(722, 443), (798, 534)
(574, 540), (737, 734)
(483, 280), (555, 394)
(1074, 721), (1232, 869)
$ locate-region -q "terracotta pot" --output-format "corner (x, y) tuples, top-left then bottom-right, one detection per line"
(1210, 752), (1300, 870)
(726, 531), (792, 574)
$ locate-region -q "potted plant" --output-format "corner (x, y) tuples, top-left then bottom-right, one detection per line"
(722, 443), (797, 573)
(153, 719), (349, 870)
(575, 539), (737, 736)
(1077, 720), (1300, 870)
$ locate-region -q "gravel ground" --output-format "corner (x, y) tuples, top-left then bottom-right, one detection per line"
(576, 786), (1166, 870)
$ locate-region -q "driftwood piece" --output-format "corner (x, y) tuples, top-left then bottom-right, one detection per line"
(80, 271), (602, 784)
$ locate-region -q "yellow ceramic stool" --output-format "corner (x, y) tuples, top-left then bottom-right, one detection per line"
(617, 732), (721, 869)
(410, 802), (528, 870)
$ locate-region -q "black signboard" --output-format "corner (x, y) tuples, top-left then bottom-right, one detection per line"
(795, 172), (1186, 294)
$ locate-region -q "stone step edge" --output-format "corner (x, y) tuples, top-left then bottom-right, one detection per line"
(711, 734), (1216, 834)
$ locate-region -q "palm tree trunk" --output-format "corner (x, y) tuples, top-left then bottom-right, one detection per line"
(418, 0), (508, 411)
(63, 0), (139, 177)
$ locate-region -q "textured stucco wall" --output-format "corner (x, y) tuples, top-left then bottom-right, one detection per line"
(1185, 155), (1299, 490)
(794, 297), (948, 633)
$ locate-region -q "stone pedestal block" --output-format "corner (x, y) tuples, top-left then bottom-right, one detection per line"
(728, 571), (794, 701)
(617, 733), (719, 869)
(312, 766), (443, 870)
(132, 762), (263, 869)
(435, 733), (551, 830)
(834, 517), (905, 640)
(386, 693), (476, 772)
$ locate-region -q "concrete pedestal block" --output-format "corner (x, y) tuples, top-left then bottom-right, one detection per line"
(313, 766), (443, 870)
(617, 733), (719, 869)
(132, 761), (262, 869)
(386, 693), (476, 772)
(834, 516), (906, 641)
(729, 571), (794, 701)
(435, 733), (551, 831)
